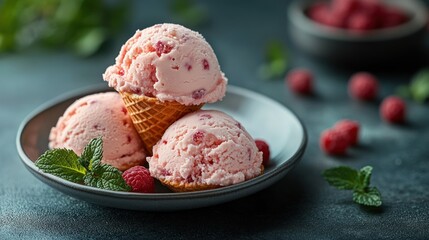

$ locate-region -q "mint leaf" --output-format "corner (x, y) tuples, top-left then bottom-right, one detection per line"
(353, 187), (382, 207)
(322, 166), (359, 190)
(72, 28), (106, 57)
(79, 136), (103, 170)
(410, 68), (429, 103)
(397, 68), (429, 103)
(356, 166), (372, 190)
(323, 165), (382, 208)
(84, 163), (131, 192)
(36, 148), (86, 183)
(259, 40), (289, 80)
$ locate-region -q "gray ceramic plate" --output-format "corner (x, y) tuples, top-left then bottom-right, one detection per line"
(16, 85), (307, 211)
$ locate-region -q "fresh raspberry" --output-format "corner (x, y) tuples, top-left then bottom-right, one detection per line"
(307, 3), (330, 25)
(334, 119), (360, 145)
(381, 7), (408, 28)
(348, 72), (379, 101)
(320, 129), (349, 155)
(255, 139), (270, 166)
(122, 166), (155, 193)
(286, 69), (313, 95)
(331, 0), (360, 16)
(380, 96), (406, 123)
(358, 0), (383, 18)
(324, 13), (348, 28)
(347, 12), (377, 31)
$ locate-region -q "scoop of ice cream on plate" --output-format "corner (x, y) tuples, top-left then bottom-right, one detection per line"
(148, 110), (263, 192)
(103, 23), (228, 153)
(49, 92), (146, 171)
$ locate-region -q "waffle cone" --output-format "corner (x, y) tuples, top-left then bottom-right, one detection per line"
(120, 92), (203, 154)
(159, 179), (219, 192)
(159, 165), (265, 192)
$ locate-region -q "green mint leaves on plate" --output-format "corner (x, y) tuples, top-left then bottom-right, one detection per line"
(397, 68), (429, 103)
(323, 166), (382, 207)
(36, 137), (131, 192)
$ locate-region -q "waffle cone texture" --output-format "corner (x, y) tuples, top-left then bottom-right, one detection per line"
(159, 165), (265, 192)
(120, 92), (203, 154)
(159, 179), (219, 192)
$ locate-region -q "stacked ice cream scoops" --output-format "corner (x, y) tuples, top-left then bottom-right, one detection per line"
(50, 23), (263, 192)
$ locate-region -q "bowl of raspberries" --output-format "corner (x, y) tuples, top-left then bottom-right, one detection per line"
(288, 0), (428, 66)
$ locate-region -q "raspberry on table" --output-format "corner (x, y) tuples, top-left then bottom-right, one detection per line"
(122, 166), (155, 193)
(320, 129), (349, 155)
(286, 68), (313, 95)
(334, 119), (360, 146)
(348, 72), (379, 101)
(380, 96), (406, 124)
(255, 139), (270, 166)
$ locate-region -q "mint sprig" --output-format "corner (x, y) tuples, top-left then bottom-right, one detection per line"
(323, 166), (382, 207)
(35, 137), (131, 192)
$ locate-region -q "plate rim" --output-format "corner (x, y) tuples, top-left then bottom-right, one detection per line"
(16, 84), (307, 201)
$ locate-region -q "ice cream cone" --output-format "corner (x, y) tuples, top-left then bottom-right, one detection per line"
(120, 92), (203, 154)
(158, 165), (264, 192)
(159, 179), (218, 192)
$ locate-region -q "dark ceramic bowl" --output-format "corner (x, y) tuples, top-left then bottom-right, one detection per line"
(288, 0), (428, 66)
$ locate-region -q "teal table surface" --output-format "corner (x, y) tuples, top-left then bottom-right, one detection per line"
(1, 0), (429, 239)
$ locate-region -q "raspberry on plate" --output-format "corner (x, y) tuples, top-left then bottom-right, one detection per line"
(380, 96), (406, 124)
(320, 129), (349, 155)
(122, 166), (155, 193)
(348, 72), (379, 101)
(334, 119), (360, 146)
(286, 68), (313, 95)
(255, 139), (270, 166)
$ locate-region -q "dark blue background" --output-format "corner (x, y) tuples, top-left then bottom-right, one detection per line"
(1, 0), (429, 239)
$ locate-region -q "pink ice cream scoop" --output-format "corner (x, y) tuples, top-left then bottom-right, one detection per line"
(49, 92), (146, 171)
(148, 110), (263, 190)
(103, 23), (227, 106)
